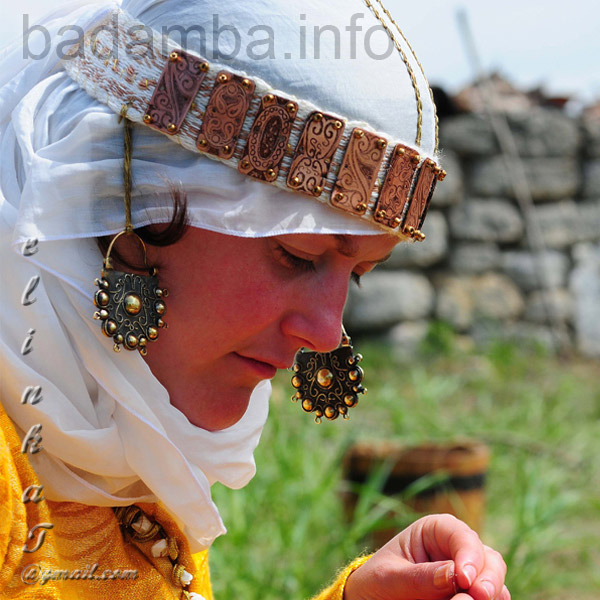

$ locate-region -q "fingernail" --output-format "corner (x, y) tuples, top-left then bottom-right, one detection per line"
(463, 564), (477, 588)
(434, 564), (453, 590)
(482, 580), (496, 600)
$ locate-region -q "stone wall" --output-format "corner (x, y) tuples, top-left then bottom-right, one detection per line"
(345, 109), (600, 357)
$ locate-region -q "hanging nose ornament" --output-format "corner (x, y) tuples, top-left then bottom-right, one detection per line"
(93, 231), (168, 356)
(291, 328), (366, 423)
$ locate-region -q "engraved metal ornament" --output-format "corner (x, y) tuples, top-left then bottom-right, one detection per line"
(93, 265), (168, 356)
(239, 94), (298, 182)
(403, 158), (437, 232)
(374, 143), (420, 229)
(198, 71), (255, 159)
(291, 343), (366, 423)
(331, 128), (387, 215)
(144, 49), (208, 135)
(287, 111), (345, 196)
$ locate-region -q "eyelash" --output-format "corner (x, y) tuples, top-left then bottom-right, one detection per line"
(275, 245), (362, 286)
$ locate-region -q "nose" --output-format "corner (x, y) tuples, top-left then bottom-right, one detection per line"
(280, 273), (349, 353)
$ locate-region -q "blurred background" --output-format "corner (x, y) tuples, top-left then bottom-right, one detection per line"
(3, 2), (599, 599)
(340, 0), (600, 363)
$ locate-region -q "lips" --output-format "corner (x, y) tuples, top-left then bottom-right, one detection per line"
(233, 353), (281, 379)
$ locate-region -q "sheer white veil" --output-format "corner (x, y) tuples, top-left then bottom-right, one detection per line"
(0, 0), (437, 551)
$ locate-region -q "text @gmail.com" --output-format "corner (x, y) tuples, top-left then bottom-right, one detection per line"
(21, 563), (138, 585)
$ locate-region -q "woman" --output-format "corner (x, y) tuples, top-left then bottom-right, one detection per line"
(0, 0), (509, 599)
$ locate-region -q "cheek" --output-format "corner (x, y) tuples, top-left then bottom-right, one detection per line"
(162, 255), (287, 336)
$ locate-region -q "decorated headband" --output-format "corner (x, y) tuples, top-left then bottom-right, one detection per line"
(62, 8), (445, 241)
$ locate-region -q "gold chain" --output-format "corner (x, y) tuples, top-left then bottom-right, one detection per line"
(362, 0), (438, 151)
(119, 104), (133, 232)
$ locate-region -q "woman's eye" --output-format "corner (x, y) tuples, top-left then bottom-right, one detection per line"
(274, 242), (362, 285)
(275, 245), (316, 273)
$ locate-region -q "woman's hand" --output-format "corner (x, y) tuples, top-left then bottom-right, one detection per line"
(344, 514), (509, 600)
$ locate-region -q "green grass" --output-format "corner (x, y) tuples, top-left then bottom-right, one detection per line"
(209, 325), (600, 600)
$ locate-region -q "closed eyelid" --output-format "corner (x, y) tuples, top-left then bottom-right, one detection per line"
(274, 237), (393, 275)
(276, 240), (320, 261)
(274, 242), (360, 284)
(271, 242), (317, 275)
(277, 238), (392, 264)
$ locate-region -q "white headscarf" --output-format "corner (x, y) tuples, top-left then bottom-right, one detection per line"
(0, 0), (438, 551)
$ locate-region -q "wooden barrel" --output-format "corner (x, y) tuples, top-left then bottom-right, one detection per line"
(342, 440), (490, 547)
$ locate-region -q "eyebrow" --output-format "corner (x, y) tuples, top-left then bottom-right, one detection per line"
(334, 234), (359, 257)
(334, 234), (393, 264)
(374, 252), (393, 264)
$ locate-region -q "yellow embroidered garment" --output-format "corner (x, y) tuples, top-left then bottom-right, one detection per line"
(0, 403), (364, 599)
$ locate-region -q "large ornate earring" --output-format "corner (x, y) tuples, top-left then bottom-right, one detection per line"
(93, 231), (168, 355)
(291, 327), (366, 423)
(93, 106), (168, 356)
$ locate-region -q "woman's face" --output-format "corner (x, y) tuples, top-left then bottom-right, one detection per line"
(142, 229), (398, 431)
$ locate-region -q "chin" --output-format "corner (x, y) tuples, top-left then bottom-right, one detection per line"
(180, 386), (254, 432)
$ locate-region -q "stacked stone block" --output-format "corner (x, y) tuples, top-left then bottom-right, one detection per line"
(345, 108), (600, 357)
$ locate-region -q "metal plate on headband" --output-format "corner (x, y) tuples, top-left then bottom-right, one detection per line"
(144, 49), (208, 135)
(404, 159), (437, 231)
(238, 94), (298, 182)
(374, 143), (420, 228)
(287, 111), (345, 197)
(198, 71), (255, 159)
(331, 128), (387, 215)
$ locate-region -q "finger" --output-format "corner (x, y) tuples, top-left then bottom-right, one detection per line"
(500, 585), (511, 600)
(417, 515), (485, 590)
(357, 556), (459, 600)
(469, 546), (508, 600)
(394, 559), (458, 600)
(344, 556), (457, 600)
